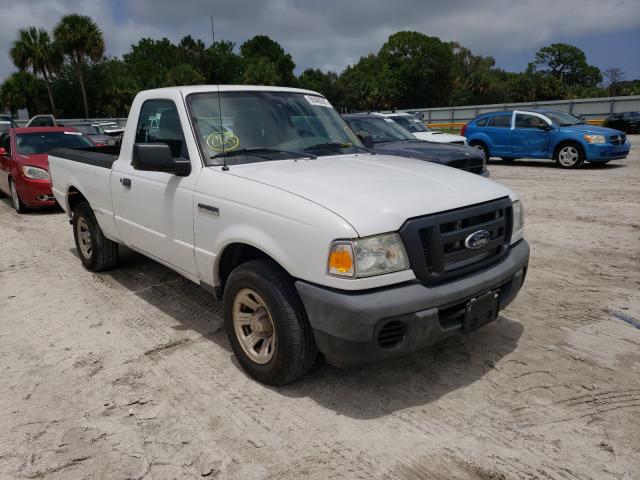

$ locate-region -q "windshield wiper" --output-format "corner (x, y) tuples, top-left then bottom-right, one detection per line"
(304, 142), (369, 152)
(210, 148), (316, 160)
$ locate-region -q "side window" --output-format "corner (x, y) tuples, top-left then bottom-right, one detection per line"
(0, 133), (10, 155)
(135, 99), (188, 159)
(476, 117), (488, 127)
(515, 114), (546, 129)
(488, 114), (511, 128)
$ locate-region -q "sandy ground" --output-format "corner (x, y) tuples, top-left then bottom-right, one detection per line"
(0, 138), (639, 480)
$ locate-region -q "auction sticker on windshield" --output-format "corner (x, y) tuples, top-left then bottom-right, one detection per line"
(304, 95), (332, 108)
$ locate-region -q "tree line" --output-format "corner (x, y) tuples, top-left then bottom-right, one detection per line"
(2, 14), (639, 119)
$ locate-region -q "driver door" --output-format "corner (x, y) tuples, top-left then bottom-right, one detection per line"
(111, 97), (200, 279)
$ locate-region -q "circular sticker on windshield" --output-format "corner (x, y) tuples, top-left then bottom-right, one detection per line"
(206, 131), (239, 152)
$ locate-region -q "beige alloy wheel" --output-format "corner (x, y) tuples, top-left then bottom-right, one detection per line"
(232, 288), (276, 364)
(76, 217), (92, 259)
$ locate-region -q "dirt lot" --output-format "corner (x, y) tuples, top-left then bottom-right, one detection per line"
(1, 138), (639, 480)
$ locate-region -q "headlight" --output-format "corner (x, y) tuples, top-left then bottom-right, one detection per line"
(583, 134), (606, 144)
(511, 199), (524, 244)
(328, 233), (410, 278)
(22, 165), (49, 180)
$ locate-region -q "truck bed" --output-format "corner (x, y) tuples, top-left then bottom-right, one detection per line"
(49, 145), (122, 242)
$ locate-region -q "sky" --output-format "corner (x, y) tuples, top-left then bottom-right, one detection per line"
(1, 0), (639, 84)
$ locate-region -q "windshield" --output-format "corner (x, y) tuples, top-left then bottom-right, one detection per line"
(544, 111), (585, 126)
(346, 117), (415, 142)
(390, 116), (430, 133)
(16, 132), (94, 154)
(187, 91), (364, 166)
(71, 125), (103, 135)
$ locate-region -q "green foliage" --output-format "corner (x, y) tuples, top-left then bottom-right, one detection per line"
(243, 58), (280, 86)
(240, 35), (296, 86)
(54, 14), (105, 118)
(527, 43), (602, 88)
(0, 72), (48, 115)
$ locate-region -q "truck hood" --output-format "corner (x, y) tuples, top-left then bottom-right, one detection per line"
(560, 124), (624, 136)
(16, 153), (49, 170)
(223, 153), (512, 237)
(412, 131), (467, 143)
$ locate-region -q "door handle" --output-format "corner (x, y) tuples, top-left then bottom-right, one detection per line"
(120, 178), (131, 188)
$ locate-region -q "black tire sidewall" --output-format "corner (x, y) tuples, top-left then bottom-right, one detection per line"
(9, 179), (26, 213)
(223, 261), (314, 385)
(471, 142), (489, 161)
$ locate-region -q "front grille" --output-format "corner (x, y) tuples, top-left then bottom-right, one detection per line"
(610, 134), (626, 145)
(399, 197), (512, 285)
(377, 321), (405, 348)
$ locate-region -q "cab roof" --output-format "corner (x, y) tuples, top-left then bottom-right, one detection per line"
(141, 85), (324, 97)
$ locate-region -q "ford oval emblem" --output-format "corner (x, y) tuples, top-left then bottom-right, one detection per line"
(464, 230), (491, 250)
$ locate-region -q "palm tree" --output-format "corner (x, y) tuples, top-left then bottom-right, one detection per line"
(10, 27), (60, 115)
(54, 15), (104, 118)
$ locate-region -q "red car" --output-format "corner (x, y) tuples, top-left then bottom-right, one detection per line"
(0, 127), (94, 213)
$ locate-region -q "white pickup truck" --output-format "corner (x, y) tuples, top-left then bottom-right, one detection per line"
(49, 86), (529, 385)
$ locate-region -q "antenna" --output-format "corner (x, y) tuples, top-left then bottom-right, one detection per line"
(210, 16), (215, 45)
(217, 84), (229, 171)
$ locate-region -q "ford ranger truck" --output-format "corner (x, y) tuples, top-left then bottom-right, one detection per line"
(48, 86), (529, 385)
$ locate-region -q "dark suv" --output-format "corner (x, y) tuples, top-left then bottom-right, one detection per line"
(604, 112), (640, 134)
(343, 114), (488, 176)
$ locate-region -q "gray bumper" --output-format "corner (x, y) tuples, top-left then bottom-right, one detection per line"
(295, 240), (529, 367)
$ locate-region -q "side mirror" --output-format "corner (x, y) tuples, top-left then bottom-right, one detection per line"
(356, 131), (374, 149)
(132, 143), (191, 176)
(538, 123), (553, 131)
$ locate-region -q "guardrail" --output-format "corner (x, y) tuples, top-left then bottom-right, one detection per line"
(405, 95), (640, 127)
(426, 119), (605, 129)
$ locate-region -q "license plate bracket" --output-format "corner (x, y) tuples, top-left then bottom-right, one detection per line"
(464, 290), (499, 333)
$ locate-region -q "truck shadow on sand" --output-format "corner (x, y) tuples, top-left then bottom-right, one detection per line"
(92, 246), (524, 420)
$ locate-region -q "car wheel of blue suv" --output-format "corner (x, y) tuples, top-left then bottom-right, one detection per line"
(555, 142), (584, 169)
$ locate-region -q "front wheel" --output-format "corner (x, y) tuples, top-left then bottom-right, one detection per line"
(555, 143), (584, 169)
(470, 142), (489, 161)
(72, 201), (119, 271)
(223, 259), (317, 385)
(9, 178), (27, 213)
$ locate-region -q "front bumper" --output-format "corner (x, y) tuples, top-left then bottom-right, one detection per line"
(584, 142), (630, 162)
(296, 240), (529, 367)
(16, 177), (56, 208)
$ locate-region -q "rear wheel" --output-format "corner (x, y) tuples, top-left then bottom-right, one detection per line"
(223, 259), (317, 385)
(9, 178), (27, 214)
(470, 141), (489, 161)
(72, 201), (119, 271)
(555, 143), (584, 169)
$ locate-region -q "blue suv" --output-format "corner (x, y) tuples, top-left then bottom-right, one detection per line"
(463, 110), (630, 169)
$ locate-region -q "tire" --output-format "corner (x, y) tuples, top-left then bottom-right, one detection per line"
(554, 143), (584, 169)
(223, 259), (317, 385)
(72, 201), (118, 271)
(9, 178), (27, 214)
(470, 141), (489, 161)
(501, 157), (516, 163)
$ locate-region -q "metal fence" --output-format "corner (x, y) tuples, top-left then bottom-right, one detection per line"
(403, 95), (640, 128)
